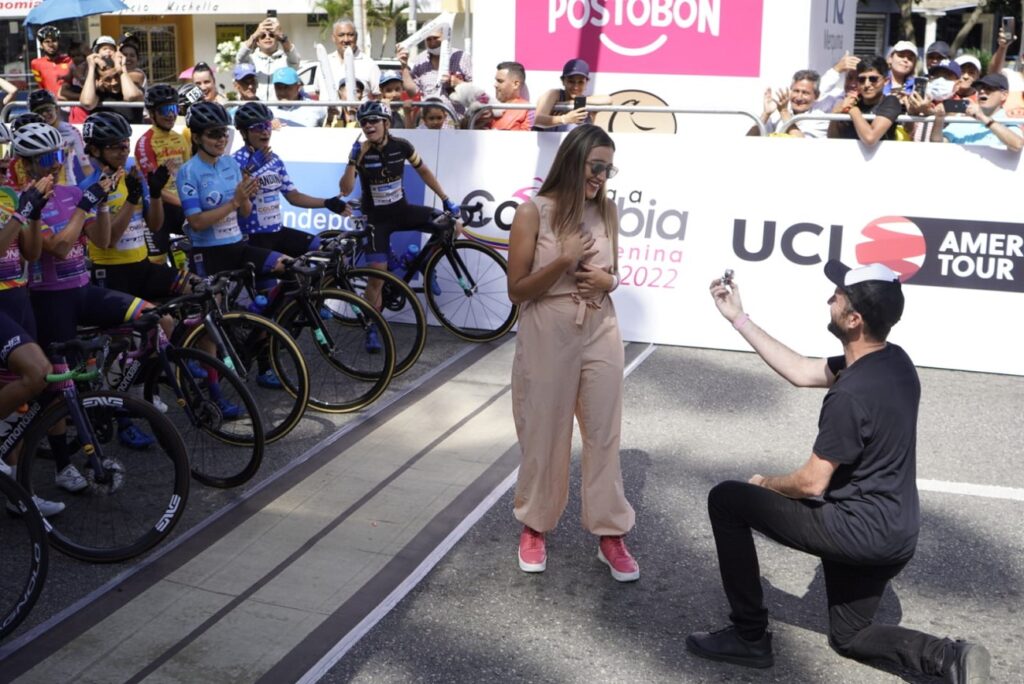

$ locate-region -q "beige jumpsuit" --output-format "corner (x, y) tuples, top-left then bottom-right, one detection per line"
(511, 195), (635, 536)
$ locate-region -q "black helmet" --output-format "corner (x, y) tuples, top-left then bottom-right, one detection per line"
(177, 83), (203, 110)
(185, 101), (231, 132)
(355, 100), (392, 124)
(83, 111), (132, 146)
(11, 113), (45, 131)
(12, 122), (63, 157)
(28, 89), (58, 112)
(233, 101), (273, 130)
(37, 25), (60, 41)
(145, 84), (179, 109)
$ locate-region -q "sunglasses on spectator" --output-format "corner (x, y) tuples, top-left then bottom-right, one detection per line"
(245, 121), (272, 133)
(586, 161), (618, 179)
(156, 103), (178, 117)
(33, 149), (65, 167)
(858, 75), (882, 84)
(203, 127), (230, 139)
(360, 117), (386, 126)
(32, 105), (57, 117)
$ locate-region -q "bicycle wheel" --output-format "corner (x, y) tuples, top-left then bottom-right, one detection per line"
(17, 391), (189, 563)
(0, 474), (48, 640)
(276, 288), (395, 413)
(328, 267), (426, 376)
(424, 241), (519, 342)
(143, 347), (265, 489)
(181, 312), (309, 443)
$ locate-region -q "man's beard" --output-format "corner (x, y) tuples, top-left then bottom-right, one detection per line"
(827, 319), (850, 344)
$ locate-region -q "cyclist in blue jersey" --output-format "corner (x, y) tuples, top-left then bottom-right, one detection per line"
(339, 100), (461, 351)
(232, 101), (348, 256)
(176, 101), (288, 280)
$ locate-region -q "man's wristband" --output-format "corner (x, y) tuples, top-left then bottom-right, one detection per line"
(733, 313), (751, 330)
(985, 119), (996, 128)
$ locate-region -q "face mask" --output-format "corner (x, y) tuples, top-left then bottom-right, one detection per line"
(926, 78), (956, 102)
(427, 46), (441, 56)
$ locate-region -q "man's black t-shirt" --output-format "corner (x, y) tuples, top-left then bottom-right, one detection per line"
(814, 344), (920, 563)
(835, 94), (903, 141)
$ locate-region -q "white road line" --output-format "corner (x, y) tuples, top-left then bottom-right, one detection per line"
(301, 342), (658, 683)
(918, 479), (1024, 502)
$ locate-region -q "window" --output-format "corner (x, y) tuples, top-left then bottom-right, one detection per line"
(122, 24), (178, 84)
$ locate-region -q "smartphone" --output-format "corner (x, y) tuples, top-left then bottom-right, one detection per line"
(266, 9), (277, 17)
(1002, 16), (1015, 38)
(914, 77), (928, 97)
(943, 99), (969, 114)
(573, 95), (587, 110)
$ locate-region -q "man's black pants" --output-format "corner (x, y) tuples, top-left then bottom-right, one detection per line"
(708, 480), (954, 676)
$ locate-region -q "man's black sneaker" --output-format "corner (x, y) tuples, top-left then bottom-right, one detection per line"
(944, 641), (990, 684)
(686, 625), (774, 669)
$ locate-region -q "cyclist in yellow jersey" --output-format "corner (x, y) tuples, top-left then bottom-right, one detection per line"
(135, 85), (191, 265)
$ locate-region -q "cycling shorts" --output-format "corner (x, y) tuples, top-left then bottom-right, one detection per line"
(0, 310), (34, 369)
(190, 242), (284, 279)
(0, 287), (37, 340)
(91, 259), (188, 301)
(149, 203), (186, 258)
(247, 228), (321, 258)
(366, 205), (442, 260)
(29, 285), (147, 350)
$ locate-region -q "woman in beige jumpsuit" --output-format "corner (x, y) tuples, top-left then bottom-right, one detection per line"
(507, 125), (638, 582)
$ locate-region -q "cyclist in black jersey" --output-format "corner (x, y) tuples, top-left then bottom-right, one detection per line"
(339, 100), (460, 350)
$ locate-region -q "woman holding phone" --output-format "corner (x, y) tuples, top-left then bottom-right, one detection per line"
(533, 58), (611, 132)
(506, 124), (638, 583)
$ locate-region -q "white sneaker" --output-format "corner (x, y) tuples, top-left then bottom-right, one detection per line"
(151, 394), (169, 413)
(55, 464), (88, 492)
(29, 495), (65, 517)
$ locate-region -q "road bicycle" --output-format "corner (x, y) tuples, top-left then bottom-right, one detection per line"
(0, 470), (47, 641)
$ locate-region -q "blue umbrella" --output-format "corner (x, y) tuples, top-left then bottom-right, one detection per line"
(25, 0), (129, 28)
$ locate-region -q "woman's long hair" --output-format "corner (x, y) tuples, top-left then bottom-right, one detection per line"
(536, 124), (616, 241)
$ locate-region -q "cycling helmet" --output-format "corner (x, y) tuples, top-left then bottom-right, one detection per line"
(355, 100), (392, 123)
(28, 89), (58, 112)
(145, 83), (179, 109)
(0, 121), (11, 145)
(83, 111), (132, 146)
(37, 25), (60, 41)
(177, 83), (203, 110)
(12, 122), (63, 157)
(11, 113), (45, 131)
(185, 101), (231, 132)
(233, 101), (273, 130)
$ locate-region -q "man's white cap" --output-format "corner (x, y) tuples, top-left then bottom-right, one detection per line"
(955, 54), (982, 73)
(825, 260), (900, 288)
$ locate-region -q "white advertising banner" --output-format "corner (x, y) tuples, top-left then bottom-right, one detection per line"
(137, 125), (1022, 377)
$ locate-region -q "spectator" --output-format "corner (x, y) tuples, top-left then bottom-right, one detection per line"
(417, 97), (450, 130)
(986, 25), (1024, 92)
(232, 64), (259, 102)
(884, 40), (919, 100)
(192, 62), (227, 105)
(378, 71), (410, 128)
(747, 70), (829, 138)
(0, 77), (15, 106)
(118, 33), (147, 90)
(92, 35), (117, 60)
(325, 76), (367, 128)
(689, 262), (990, 683)
(450, 82), (492, 129)
(533, 59), (611, 131)
(906, 59), (963, 141)
(269, 67), (325, 128)
(396, 23), (473, 116)
(28, 89), (91, 183)
(67, 41), (88, 89)
(930, 73), (1023, 151)
(828, 56), (900, 146)
(328, 19), (381, 97)
(236, 15), (300, 102)
(954, 55), (981, 100)
(77, 52), (145, 125)
(491, 61), (533, 131)
(30, 25), (73, 98)
(924, 40), (950, 70)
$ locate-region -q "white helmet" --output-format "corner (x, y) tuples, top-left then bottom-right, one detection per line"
(12, 122), (63, 157)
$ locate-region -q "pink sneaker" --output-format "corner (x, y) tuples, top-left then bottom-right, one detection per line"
(598, 535), (640, 582)
(518, 526), (546, 572)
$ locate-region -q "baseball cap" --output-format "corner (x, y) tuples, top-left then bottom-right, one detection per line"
(233, 63), (256, 81)
(928, 58), (961, 79)
(92, 35), (116, 52)
(974, 73), (1009, 90)
(888, 40), (918, 58)
(955, 54), (982, 73)
(379, 70), (402, 86)
(825, 260), (904, 335)
(272, 67), (300, 85)
(561, 58), (590, 78)
(925, 40), (950, 58)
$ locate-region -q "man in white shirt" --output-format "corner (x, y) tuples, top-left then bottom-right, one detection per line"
(235, 16), (301, 102)
(327, 19), (381, 97)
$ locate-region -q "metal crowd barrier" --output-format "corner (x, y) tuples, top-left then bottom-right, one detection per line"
(777, 111), (1024, 134)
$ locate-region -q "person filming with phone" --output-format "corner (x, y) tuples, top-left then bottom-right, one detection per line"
(929, 72), (1023, 151)
(235, 10), (300, 102)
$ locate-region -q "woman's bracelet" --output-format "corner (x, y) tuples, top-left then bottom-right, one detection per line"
(733, 313), (751, 331)
(609, 273), (620, 292)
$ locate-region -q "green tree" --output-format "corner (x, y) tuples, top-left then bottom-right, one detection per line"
(314, 0), (355, 38)
(367, 0), (410, 57)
